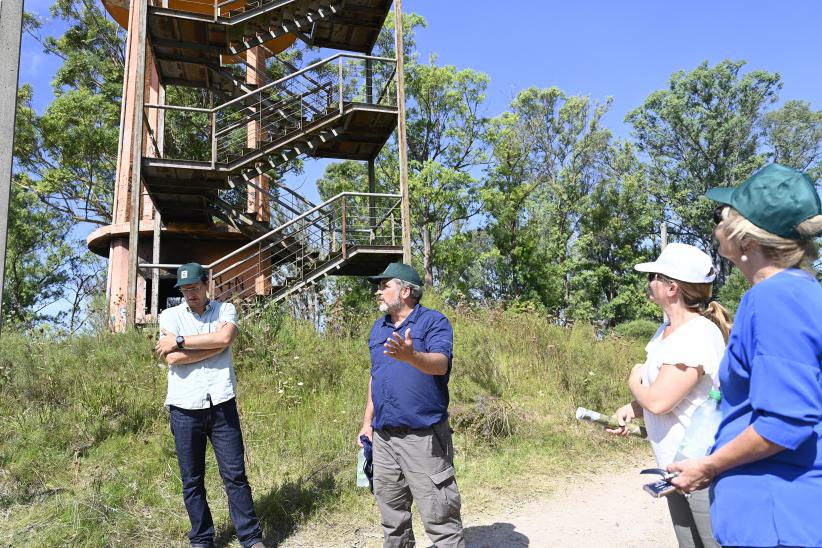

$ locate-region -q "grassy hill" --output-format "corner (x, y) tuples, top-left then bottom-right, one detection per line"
(0, 298), (648, 546)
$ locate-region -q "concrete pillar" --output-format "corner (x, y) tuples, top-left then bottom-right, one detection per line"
(0, 0), (25, 335)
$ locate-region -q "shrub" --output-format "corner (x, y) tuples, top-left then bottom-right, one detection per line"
(613, 318), (659, 340)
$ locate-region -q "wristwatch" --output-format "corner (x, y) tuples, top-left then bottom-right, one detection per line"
(176, 335), (185, 349)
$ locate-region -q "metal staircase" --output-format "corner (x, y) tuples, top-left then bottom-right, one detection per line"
(143, 52), (397, 227)
(137, 0), (402, 309)
(206, 191), (401, 305)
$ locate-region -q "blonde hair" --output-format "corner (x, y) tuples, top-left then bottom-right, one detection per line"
(721, 208), (822, 272)
(673, 279), (733, 343)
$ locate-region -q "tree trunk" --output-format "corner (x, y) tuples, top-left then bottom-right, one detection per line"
(422, 227), (433, 286)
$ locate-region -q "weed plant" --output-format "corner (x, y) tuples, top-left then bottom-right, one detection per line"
(0, 298), (649, 546)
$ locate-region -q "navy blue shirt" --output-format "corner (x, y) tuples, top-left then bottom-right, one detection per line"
(369, 304), (454, 430)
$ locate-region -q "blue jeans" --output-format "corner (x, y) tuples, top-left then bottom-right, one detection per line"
(169, 398), (263, 548)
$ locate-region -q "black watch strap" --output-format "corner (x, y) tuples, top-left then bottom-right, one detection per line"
(176, 335), (185, 349)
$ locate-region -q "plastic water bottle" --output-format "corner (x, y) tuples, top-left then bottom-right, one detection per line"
(674, 389), (722, 461)
(356, 448), (369, 487)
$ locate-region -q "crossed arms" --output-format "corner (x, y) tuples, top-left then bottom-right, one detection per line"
(155, 322), (239, 365)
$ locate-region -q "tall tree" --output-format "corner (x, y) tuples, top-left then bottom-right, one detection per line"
(569, 141), (659, 324)
(626, 60), (781, 265)
(482, 87), (613, 313)
(402, 60), (488, 286)
(16, 0), (124, 226)
(762, 99), (822, 182)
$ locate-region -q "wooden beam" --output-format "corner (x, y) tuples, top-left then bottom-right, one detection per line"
(393, 0), (411, 264)
(126, 0), (149, 329)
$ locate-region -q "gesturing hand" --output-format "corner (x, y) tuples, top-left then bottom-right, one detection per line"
(384, 328), (415, 363)
(155, 328), (178, 357)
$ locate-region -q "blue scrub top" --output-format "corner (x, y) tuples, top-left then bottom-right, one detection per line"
(711, 269), (822, 548)
(369, 304), (453, 430)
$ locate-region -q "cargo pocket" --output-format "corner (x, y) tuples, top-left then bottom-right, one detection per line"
(421, 465), (460, 524)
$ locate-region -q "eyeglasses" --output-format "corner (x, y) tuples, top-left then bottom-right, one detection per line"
(713, 205), (728, 225)
(179, 286), (202, 294)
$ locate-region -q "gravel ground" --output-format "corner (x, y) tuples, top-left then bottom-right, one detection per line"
(279, 458), (678, 548)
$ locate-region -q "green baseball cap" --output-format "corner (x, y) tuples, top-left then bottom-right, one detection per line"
(367, 262), (423, 286)
(706, 163), (822, 239)
(175, 262), (207, 287)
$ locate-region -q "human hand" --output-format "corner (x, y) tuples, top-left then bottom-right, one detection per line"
(155, 328), (178, 357)
(606, 403), (637, 437)
(667, 457), (715, 493)
(384, 328), (415, 363)
(357, 424), (373, 447)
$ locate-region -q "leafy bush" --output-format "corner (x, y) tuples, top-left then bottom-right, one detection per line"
(613, 318), (659, 340)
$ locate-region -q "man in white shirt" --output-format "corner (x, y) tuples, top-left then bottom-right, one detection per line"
(155, 263), (265, 548)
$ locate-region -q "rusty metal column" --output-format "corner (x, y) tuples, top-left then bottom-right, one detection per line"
(0, 0), (25, 336)
(393, 0), (411, 263)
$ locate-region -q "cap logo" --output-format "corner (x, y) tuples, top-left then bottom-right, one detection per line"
(181, 271), (188, 279)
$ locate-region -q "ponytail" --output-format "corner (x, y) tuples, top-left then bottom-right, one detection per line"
(675, 279), (734, 343)
(701, 300), (733, 344)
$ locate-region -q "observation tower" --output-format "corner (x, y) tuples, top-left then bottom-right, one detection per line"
(87, 0), (408, 329)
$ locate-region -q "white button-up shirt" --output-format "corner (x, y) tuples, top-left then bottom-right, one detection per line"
(159, 300), (237, 409)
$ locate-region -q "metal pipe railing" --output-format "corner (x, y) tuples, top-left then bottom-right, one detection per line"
(144, 54), (395, 115)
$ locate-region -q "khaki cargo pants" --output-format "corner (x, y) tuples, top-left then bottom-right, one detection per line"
(373, 419), (465, 548)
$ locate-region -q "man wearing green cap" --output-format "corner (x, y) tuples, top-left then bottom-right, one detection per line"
(357, 262), (465, 548)
(155, 263), (265, 548)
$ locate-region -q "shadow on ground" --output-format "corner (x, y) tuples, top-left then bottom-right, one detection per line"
(213, 474), (338, 547)
(464, 522), (529, 547)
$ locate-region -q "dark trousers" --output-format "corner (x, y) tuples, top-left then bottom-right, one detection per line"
(169, 398), (263, 548)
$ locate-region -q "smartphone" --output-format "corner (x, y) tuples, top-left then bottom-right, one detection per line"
(643, 479), (677, 498)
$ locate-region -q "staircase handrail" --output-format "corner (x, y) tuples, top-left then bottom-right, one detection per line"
(144, 53), (395, 116)
(208, 191), (399, 272)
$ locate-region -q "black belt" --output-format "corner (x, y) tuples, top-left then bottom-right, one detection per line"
(381, 420), (444, 436)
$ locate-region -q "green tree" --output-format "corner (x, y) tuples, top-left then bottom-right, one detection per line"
(626, 60), (781, 269)
(403, 60), (488, 286)
(2, 183), (73, 328)
(482, 87), (613, 314)
(569, 142), (659, 324)
(317, 56), (488, 288)
(762, 99), (822, 181)
(16, 0), (124, 226)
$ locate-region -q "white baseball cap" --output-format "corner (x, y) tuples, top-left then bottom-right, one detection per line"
(634, 243), (717, 283)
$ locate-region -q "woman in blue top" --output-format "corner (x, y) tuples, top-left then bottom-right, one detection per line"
(669, 163), (822, 548)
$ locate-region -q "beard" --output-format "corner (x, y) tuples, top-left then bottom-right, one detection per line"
(379, 292), (402, 313)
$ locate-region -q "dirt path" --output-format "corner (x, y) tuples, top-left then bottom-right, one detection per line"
(460, 462), (676, 548)
(280, 459), (677, 547)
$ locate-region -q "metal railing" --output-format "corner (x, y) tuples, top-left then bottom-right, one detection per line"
(144, 54), (397, 167)
(209, 192), (401, 302)
(149, 0), (331, 24)
(139, 192), (402, 304)
(218, 175), (317, 231)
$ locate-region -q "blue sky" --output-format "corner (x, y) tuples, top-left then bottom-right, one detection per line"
(19, 0), (822, 203)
